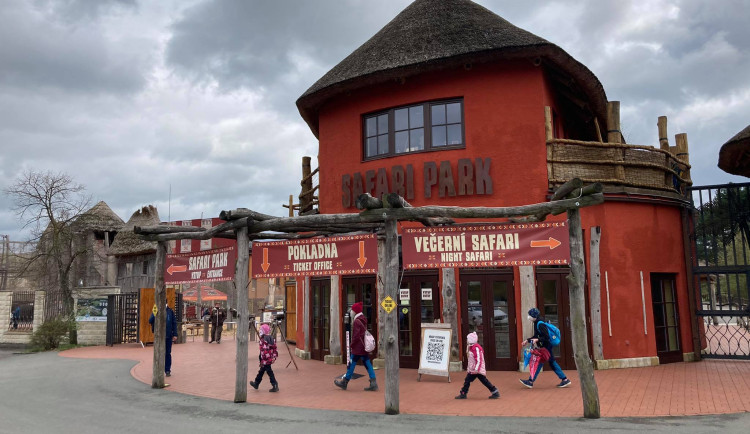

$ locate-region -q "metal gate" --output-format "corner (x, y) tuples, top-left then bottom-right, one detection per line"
(106, 293), (139, 346)
(689, 182), (750, 359)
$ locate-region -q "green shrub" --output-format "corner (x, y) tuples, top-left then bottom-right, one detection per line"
(31, 317), (75, 351)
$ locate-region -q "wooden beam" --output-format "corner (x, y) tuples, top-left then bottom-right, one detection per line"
(151, 241), (167, 389)
(551, 178), (584, 201)
(234, 226), (250, 403)
(383, 217), (399, 415)
(567, 208), (600, 418)
(356, 193), (383, 210)
(219, 208), (278, 221)
(589, 226), (603, 361)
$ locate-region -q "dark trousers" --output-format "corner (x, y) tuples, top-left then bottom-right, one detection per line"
(460, 373), (496, 395)
(165, 339), (173, 374)
(253, 364), (277, 386)
(211, 324), (223, 342)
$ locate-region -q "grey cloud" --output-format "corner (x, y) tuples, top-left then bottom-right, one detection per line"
(0, 1), (147, 94)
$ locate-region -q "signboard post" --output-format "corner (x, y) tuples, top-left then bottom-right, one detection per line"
(417, 323), (452, 382)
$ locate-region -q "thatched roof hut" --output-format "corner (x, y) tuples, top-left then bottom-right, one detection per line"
(296, 0), (607, 139)
(718, 124), (750, 178)
(109, 205), (160, 256)
(71, 201), (124, 233)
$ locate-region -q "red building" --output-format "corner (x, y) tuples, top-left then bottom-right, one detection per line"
(293, 0), (694, 371)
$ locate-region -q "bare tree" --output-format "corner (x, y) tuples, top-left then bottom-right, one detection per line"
(4, 170), (92, 317)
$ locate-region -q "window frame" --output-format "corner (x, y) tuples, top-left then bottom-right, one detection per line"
(362, 98), (465, 161)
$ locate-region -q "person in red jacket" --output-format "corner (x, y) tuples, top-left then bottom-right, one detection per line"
(334, 302), (378, 391)
(249, 323), (279, 392)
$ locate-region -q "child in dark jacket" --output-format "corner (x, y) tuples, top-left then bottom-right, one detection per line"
(250, 323), (279, 392)
(456, 331), (500, 399)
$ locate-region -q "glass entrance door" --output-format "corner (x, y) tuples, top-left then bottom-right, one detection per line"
(535, 271), (575, 369)
(343, 276), (377, 358)
(460, 271), (517, 370)
(310, 278), (330, 361)
(651, 273), (682, 364)
(398, 272), (440, 369)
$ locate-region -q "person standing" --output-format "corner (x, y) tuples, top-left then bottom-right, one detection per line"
(12, 306), (21, 329)
(149, 303), (178, 377)
(519, 307), (571, 388)
(334, 302), (378, 391)
(249, 323), (279, 392)
(209, 302), (226, 344)
(455, 331), (500, 399)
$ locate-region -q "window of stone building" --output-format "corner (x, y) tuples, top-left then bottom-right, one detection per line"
(363, 99), (464, 160)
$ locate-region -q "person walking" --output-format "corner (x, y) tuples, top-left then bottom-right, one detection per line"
(334, 302), (378, 391)
(208, 302), (226, 344)
(249, 323), (279, 392)
(519, 307), (571, 389)
(455, 331), (500, 399)
(148, 303), (178, 377)
(12, 306), (21, 329)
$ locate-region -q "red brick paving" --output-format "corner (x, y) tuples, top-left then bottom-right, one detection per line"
(59, 340), (750, 417)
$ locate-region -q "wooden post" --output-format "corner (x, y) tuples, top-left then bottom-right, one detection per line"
(375, 235), (386, 365)
(152, 241), (167, 388)
(681, 208), (702, 361)
(658, 116), (669, 150)
(675, 133), (691, 184)
(303, 276), (311, 356)
(383, 216), (399, 415)
(441, 267), (460, 368)
(589, 227), (603, 361)
(300, 156), (313, 214)
(593, 117), (603, 143)
(607, 101), (625, 181)
(329, 275), (341, 362)
(566, 208), (600, 418)
(234, 226), (250, 402)
(545, 106), (555, 188)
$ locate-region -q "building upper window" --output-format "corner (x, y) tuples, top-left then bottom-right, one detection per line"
(364, 99), (464, 159)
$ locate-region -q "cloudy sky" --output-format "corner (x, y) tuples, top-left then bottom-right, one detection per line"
(1, 0), (749, 241)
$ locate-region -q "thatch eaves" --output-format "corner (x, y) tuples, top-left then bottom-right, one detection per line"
(718, 124), (750, 178)
(296, 0), (607, 139)
(109, 205), (160, 256)
(71, 201), (124, 233)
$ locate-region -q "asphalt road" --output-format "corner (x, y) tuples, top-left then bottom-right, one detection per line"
(0, 350), (748, 434)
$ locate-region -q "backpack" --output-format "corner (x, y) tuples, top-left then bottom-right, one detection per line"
(537, 320), (561, 347)
(364, 330), (376, 352)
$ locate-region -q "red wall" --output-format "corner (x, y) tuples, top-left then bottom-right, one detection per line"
(581, 201), (691, 359)
(318, 61), (553, 213)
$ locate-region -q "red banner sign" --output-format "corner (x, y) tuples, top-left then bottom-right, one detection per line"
(402, 222), (570, 269)
(252, 234), (378, 278)
(164, 245), (236, 284)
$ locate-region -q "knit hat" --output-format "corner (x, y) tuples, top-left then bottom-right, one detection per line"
(467, 331), (478, 344)
(260, 323), (271, 336)
(528, 307), (540, 319)
(351, 302), (363, 314)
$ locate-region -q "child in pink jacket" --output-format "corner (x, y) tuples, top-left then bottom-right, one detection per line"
(455, 331), (500, 399)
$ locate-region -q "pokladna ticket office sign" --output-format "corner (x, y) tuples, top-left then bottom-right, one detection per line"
(164, 245), (236, 284)
(402, 222), (570, 269)
(252, 234), (378, 278)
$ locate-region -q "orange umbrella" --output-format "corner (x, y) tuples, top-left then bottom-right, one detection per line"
(182, 285), (228, 302)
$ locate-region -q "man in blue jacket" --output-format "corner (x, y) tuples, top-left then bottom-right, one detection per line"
(149, 303), (178, 377)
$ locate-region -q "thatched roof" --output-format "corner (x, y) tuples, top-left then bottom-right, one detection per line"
(72, 201), (124, 233)
(296, 0), (607, 138)
(109, 205), (160, 256)
(718, 124), (750, 178)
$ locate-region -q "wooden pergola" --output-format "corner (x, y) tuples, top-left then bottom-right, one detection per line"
(136, 178), (604, 418)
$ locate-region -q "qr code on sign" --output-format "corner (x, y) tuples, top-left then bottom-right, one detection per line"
(426, 341), (444, 363)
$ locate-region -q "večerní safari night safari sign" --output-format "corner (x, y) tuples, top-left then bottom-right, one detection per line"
(401, 222), (570, 269)
(252, 234), (378, 278)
